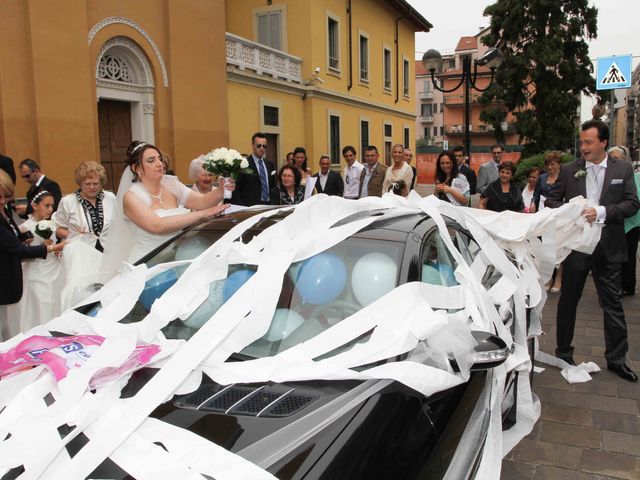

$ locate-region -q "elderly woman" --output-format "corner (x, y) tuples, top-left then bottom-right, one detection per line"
(269, 165), (304, 205)
(54, 161), (117, 253)
(479, 161), (525, 212)
(609, 146), (639, 296)
(189, 155), (220, 195)
(533, 150), (562, 210)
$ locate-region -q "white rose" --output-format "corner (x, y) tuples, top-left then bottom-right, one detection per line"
(212, 148), (228, 162)
(224, 150), (236, 165)
(240, 157), (249, 169)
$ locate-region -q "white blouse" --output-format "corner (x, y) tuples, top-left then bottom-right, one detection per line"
(382, 162), (414, 194)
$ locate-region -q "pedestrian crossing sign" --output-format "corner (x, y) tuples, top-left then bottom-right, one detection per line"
(596, 55), (632, 90)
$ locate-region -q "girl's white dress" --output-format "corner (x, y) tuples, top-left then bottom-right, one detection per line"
(6, 217), (61, 335)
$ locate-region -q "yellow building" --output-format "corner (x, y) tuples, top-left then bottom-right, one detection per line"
(226, 0), (431, 171)
(0, 0), (430, 195)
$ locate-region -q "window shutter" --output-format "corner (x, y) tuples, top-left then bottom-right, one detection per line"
(269, 11), (281, 50)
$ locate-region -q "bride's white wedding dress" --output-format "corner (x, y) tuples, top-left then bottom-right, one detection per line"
(126, 175), (192, 263)
(6, 217), (61, 336)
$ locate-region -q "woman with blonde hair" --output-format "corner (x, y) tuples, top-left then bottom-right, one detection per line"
(382, 144), (414, 193)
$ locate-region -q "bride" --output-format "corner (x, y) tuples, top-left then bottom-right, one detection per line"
(120, 141), (230, 263)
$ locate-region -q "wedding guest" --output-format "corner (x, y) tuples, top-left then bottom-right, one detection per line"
(404, 148), (417, 190)
(522, 167), (541, 213)
(293, 147), (312, 188)
(189, 156), (220, 195)
(388, 180), (409, 197)
(434, 151), (470, 206)
(0, 152), (15, 184)
(270, 165), (304, 205)
(382, 144), (414, 194)
(285, 152), (295, 167)
(453, 146), (477, 195)
(608, 146), (640, 296)
(54, 161), (118, 253)
(358, 146), (387, 198)
(533, 151), (562, 210)
(231, 132), (275, 206)
(122, 141), (229, 263)
(15, 159), (62, 217)
(479, 161), (525, 212)
(342, 146), (364, 199)
(313, 155), (344, 196)
(7, 191), (62, 333)
(0, 171), (64, 340)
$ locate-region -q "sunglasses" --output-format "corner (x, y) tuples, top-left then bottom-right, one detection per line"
(21, 172), (32, 179)
(255, 144), (267, 149)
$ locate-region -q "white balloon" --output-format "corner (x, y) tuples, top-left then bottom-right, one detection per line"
(264, 308), (305, 342)
(351, 252), (398, 307)
(181, 279), (225, 328)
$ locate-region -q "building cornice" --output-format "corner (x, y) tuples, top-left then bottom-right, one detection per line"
(227, 68), (416, 120)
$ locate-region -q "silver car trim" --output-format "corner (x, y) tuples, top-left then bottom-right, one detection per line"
(196, 383), (235, 410)
(225, 385), (266, 414)
(256, 388), (295, 417)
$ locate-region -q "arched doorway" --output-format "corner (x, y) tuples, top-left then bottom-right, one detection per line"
(95, 36), (155, 190)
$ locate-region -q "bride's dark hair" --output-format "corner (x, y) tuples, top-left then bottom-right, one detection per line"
(126, 140), (162, 182)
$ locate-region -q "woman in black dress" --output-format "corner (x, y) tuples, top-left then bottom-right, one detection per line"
(269, 165), (304, 205)
(479, 161), (525, 212)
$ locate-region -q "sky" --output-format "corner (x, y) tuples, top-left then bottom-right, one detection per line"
(407, 0), (639, 121)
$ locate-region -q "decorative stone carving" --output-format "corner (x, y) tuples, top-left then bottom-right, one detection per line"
(88, 16), (168, 87)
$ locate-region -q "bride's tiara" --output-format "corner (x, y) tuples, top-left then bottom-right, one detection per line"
(130, 142), (147, 155)
(31, 190), (51, 203)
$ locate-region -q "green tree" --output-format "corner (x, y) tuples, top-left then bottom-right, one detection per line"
(480, 0), (597, 157)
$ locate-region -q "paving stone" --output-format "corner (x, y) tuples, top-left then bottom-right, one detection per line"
(602, 431), (640, 456)
(592, 411), (640, 435)
(582, 393), (638, 416)
(532, 465), (580, 480)
(617, 382), (640, 401)
(534, 387), (590, 409)
(571, 379), (618, 396)
(539, 422), (601, 449)
(500, 460), (536, 480)
(511, 438), (582, 469)
(540, 403), (593, 426)
(580, 450), (640, 479)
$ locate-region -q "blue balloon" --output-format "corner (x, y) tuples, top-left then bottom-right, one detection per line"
(223, 269), (256, 301)
(139, 269), (179, 311)
(296, 253), (347, 304)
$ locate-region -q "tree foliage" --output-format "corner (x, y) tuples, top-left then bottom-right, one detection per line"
(480, 0), (597, 157)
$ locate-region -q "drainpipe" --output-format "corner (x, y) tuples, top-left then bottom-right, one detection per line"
(395, 14), (406, 103)
(347, 0), (353, 90)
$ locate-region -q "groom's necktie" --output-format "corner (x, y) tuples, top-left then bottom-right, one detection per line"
(258, 159), (269, 202)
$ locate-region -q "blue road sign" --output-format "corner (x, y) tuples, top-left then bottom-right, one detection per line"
(596, 55), (632, 90)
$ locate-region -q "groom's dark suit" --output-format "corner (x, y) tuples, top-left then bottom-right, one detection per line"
(547, 156), (639, 364)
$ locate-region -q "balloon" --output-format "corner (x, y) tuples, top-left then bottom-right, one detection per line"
(352, 252), (398, 306)
(295, 253), (347, 304)
(421, 264), (442, 286)
(223, 269), (256, 302)
(139, 269), (178, 311)
(181, 279), (225, 329)
(263, 308), (305, 341)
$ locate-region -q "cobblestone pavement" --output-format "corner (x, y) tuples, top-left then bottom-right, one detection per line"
(501, 276), (640, 479)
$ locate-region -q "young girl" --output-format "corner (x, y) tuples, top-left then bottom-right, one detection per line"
(7, 190), (62, 331)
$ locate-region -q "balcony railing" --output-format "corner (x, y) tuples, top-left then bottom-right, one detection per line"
(419, 91), (434, 100)
(445, 123), (513, 135)
(226, 33), (302, 83)
(443, 92), (483, 106)
(419, 115), (434, 123)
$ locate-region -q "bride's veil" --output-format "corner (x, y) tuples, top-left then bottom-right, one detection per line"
(100, 167), (135, 277)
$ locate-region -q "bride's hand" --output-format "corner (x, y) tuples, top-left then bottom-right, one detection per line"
(201, 203), (230, 220)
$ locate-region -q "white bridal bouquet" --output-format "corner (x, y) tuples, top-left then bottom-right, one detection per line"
(34, 219), (56, 240)
(203, 147), (253, 179)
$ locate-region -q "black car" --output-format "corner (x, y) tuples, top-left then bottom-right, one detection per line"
(37, 206), (530, 479)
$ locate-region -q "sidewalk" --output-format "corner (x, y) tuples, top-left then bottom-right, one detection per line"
(502, 273), (640, 479)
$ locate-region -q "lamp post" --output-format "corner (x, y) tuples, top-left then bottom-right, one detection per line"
(422, 48), (503, 158)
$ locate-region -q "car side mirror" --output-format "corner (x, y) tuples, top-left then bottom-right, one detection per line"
(468, 330), (510, 371)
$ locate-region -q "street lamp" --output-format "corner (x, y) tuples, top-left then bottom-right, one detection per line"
(422, 47), (503, 158)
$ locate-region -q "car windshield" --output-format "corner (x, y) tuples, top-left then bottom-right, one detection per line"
(86, 228), (405, 359)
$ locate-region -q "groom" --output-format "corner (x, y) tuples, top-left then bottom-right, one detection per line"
(546, 119), (639, 382)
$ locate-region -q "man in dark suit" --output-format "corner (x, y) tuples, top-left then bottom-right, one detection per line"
(231, 132), (275, 206)
(476, 144), (503, 195)
(547, 120), (639, 382)
(16, 158), (62, 217)
(314, 155), (344, 196)
(453, 146), (477, 195)
(0, 153), (16, 184)
(359, 146), (387, 197)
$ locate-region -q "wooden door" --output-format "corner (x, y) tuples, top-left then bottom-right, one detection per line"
(265, 133), (279, 171)
(98, 100), (132, 191)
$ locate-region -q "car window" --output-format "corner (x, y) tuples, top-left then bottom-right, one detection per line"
(420, 229), (459, 287)
(87, 232), (404, 358)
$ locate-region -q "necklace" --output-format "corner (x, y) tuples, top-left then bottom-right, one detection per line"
(144, 185), (163, 205)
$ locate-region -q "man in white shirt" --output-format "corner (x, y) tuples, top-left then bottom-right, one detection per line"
(313, 155), (344, 196)
(476, 144), (503, 195)
(342, 146), (364, 199)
